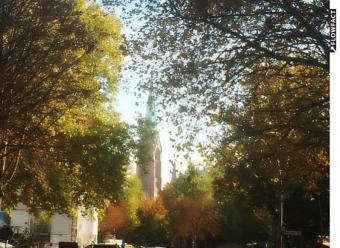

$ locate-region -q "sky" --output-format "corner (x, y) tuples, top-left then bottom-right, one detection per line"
(111, 3), (204, 187)
(115, 57), (204, 187)
(111, 2), (340, 243)
(101, 3), (173, 186)
(116, 71), (174, 186)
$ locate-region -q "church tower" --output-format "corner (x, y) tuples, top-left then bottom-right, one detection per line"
(136, 94), (162, 198)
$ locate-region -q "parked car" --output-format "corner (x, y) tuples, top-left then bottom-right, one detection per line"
(245, 241), (274, 248)
(86, 244), (121, 248)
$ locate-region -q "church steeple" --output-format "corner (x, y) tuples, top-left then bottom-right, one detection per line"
(136, 92), (162, 198)
(145, 93), (156, 124)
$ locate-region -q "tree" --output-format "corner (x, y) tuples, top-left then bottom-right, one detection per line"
(102, 0), (329, 134)
(213, 64), (329, 241)
(0, 0), (126, 212)
(163, 163), (213, 200)
(102, 0), (329, 169)
(215, 196), (274, 244)
(103, 0), (329, 243)
(133, 197), (169, 246)
(121, 174), (144, 224)
(100, 202), (129, 234)
(3, 112), (132, 213)
(134, 116), (157, 172)
(172, 195), (218, 246)
(161, 164), (218, 247)
(99, 175), (144, 238)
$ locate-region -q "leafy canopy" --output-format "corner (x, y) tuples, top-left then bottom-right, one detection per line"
(0, 0), (128, 214)
(103, 0), (330, 240)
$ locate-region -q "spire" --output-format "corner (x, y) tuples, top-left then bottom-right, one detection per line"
(136, 92), (162, 198)
(145, 93), (156, 123)
(170, 161), (177, 182)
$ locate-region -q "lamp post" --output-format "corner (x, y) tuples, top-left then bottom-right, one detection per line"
(280, 189), (284, 248)
(278, 160), (284, 248)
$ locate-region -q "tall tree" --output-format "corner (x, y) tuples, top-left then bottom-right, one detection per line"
(104, 0), (329, 242)
(103, 0), (329, 133)
(0, 0), (126, 212)
(213, 64), (329, 240)
(133, 197), (169, 246)
(134, 117), (157, 172)
(161, 165), (218, 247)
(99, 175), (144, 237)
(104, 0), (329, 243)
(100, 202), (130, 234)
(3, 111), (132, 213)
(172, 195), (218, 246)
(162, 163), (213, 200)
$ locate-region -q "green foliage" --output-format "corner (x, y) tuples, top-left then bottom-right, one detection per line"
(164, 163), (213, 199)
(216, 195), (274, 243)
(121, 174), (144, 224)
(98, 174), (144, 241)
(133, 212), (168, 246)
(161, 164), (218, 245)
(65, 117), (132, 208)
(116, 197), (169, 246)
(213, 65), (329, 238)
(103, 0), (329, 243)
(133, 198), (169, 246)
(134, 117), (157, 172)
(5, 113), (132, 214)
(102, 0), (329, 146)
(0, 0), (129, 214)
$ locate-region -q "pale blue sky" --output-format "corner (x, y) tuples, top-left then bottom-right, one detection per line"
(116, 68), (174, 186)
(109, 2), (340, 239)
(111, 2), (207, 187)
(111, 3), (183, 186)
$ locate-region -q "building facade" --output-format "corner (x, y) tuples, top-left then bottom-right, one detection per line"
(9, 203), (97, 248)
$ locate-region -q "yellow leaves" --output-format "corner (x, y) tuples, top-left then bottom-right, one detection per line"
(81, 2), (123, 45)
(56, 109), (91, 136)
(287, 128), (303, 143)
(56, 0), (123, 99)
(270, 177), (280, 184)
(173, 194), (218, 239)
(316, 150), (329, 167)
(0, 0), (128, 214)
(100, 203), (129, 232)
(139, 197), (167, 218)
